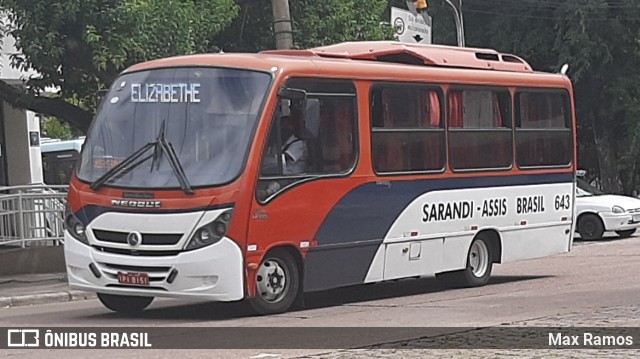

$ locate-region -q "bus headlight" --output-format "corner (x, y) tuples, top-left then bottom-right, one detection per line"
(65, 203), (88, 244)
(612, 205), (625, 214)
(185, 210), (233, 251)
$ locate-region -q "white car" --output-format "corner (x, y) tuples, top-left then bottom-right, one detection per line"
(575, 179), (640, 240)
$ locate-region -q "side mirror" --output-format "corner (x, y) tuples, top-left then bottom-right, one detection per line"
(576, 170), (586, 178)
(277, 87), (307, 123)
(278, 87), (306, 100)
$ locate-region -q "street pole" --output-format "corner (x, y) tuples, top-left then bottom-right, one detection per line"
(407, 0), (465, 47)
(271, 0), (294, 50)
(458, 0), (465, 47)
(443, 0), (465, 47)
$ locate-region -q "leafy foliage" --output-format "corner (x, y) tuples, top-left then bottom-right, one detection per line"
(40, 116), (78, 140)
(213, 0), (393, 52)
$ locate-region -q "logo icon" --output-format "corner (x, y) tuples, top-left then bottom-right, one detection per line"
(7, 329), (40, 347)
(127, 231), (142, 247)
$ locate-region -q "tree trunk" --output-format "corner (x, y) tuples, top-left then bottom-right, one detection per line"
(271, 0), (293, 49)
(0, 80), (93, 132)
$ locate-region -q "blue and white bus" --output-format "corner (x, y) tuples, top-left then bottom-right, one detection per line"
(40, 137), (85, 185)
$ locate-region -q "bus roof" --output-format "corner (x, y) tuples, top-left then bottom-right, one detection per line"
(265, 41), (533, 73)
(124, 41), (570, 88)
(41, 137), (85, 153)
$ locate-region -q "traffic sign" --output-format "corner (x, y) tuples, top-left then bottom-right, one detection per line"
(391, 6), (432, 44)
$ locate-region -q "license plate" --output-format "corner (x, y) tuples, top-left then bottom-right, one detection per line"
(117, 272), (149, 286)
(633, 214), (640, 222)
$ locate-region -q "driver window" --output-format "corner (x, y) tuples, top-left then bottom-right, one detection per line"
(257, 98), (306, 201)
(260, 99), (307, 177)
(257, 79), (357, 202)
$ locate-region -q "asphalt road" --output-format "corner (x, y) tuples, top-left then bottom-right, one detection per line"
(1, 234), (639, 358)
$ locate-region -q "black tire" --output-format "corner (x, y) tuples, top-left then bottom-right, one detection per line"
(437, 235), (493, 288)
(615, 229), (636, 238)
(97, 293), (154, 314)
(249, 249), (300, 315)
(577, 214), (605, 240)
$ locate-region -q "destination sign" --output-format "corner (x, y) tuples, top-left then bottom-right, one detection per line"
(130, 83), (201, 103)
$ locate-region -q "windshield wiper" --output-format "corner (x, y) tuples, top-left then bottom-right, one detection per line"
(155, 120), (194, 195)
(90, 120), (194, 195)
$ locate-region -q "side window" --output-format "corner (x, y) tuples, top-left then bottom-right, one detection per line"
(448, 88), (512, 170)
(371, 84), (445, 173)
(257, 79), (357, 201)
(42, 151), (79, 185)
(515, 91), (572, 168)
(42, 153), (53, 184)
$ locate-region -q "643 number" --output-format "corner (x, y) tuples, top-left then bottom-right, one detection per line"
(554, 194), (571, 210)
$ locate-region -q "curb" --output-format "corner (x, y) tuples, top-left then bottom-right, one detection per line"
(0, 290), (97, 308)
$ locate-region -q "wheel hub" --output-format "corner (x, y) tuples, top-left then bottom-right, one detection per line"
(269, 269), (283, 290)
(584, 222), (595, 236)
(256, 259), (288, 303)
(469, 240), (489, 278)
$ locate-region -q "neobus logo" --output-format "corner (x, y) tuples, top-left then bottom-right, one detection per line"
(111, 199), (162, 208)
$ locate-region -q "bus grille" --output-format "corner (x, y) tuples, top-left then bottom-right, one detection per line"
(93, 246), (181, 256)
(93, 229), (183, 245)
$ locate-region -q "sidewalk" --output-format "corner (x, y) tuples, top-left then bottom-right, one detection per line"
(0, 273), (96, 308)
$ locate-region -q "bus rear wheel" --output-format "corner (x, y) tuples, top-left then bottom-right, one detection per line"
(97, 293), (154, 314)
(437, 236), (493, 288)
(249, 249), (300, 315)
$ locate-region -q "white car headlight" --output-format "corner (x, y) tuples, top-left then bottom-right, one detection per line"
(612, 205), (625, 214)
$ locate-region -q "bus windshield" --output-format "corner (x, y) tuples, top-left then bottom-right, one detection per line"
(77, 67), (271, 189)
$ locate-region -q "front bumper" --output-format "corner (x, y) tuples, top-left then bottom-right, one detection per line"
(64, 232), (244, 301)
(600, 212), (640, 232)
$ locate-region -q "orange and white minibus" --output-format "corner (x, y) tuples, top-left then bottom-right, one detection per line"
(64, 41), (576, 314)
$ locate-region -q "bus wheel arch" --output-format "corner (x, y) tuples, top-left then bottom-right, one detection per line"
(248, 245), (303, 315)
(479, 229), (502, 264)
(436, 231), (498, 288)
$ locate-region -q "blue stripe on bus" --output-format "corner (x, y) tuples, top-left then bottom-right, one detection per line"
(314, 173), (574, 245)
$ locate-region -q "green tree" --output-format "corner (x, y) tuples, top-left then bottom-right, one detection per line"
(213, 0), (393, 52)
(40, 116), (78, 140)
(0, 0), (239, 131)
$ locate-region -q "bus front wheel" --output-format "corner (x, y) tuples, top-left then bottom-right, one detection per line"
(436, 236), (493, 288)
(97, 293), (154, 314)
(249, 249), (300, 315)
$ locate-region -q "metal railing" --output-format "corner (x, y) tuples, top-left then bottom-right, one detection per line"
(0, 184), (68, 248)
